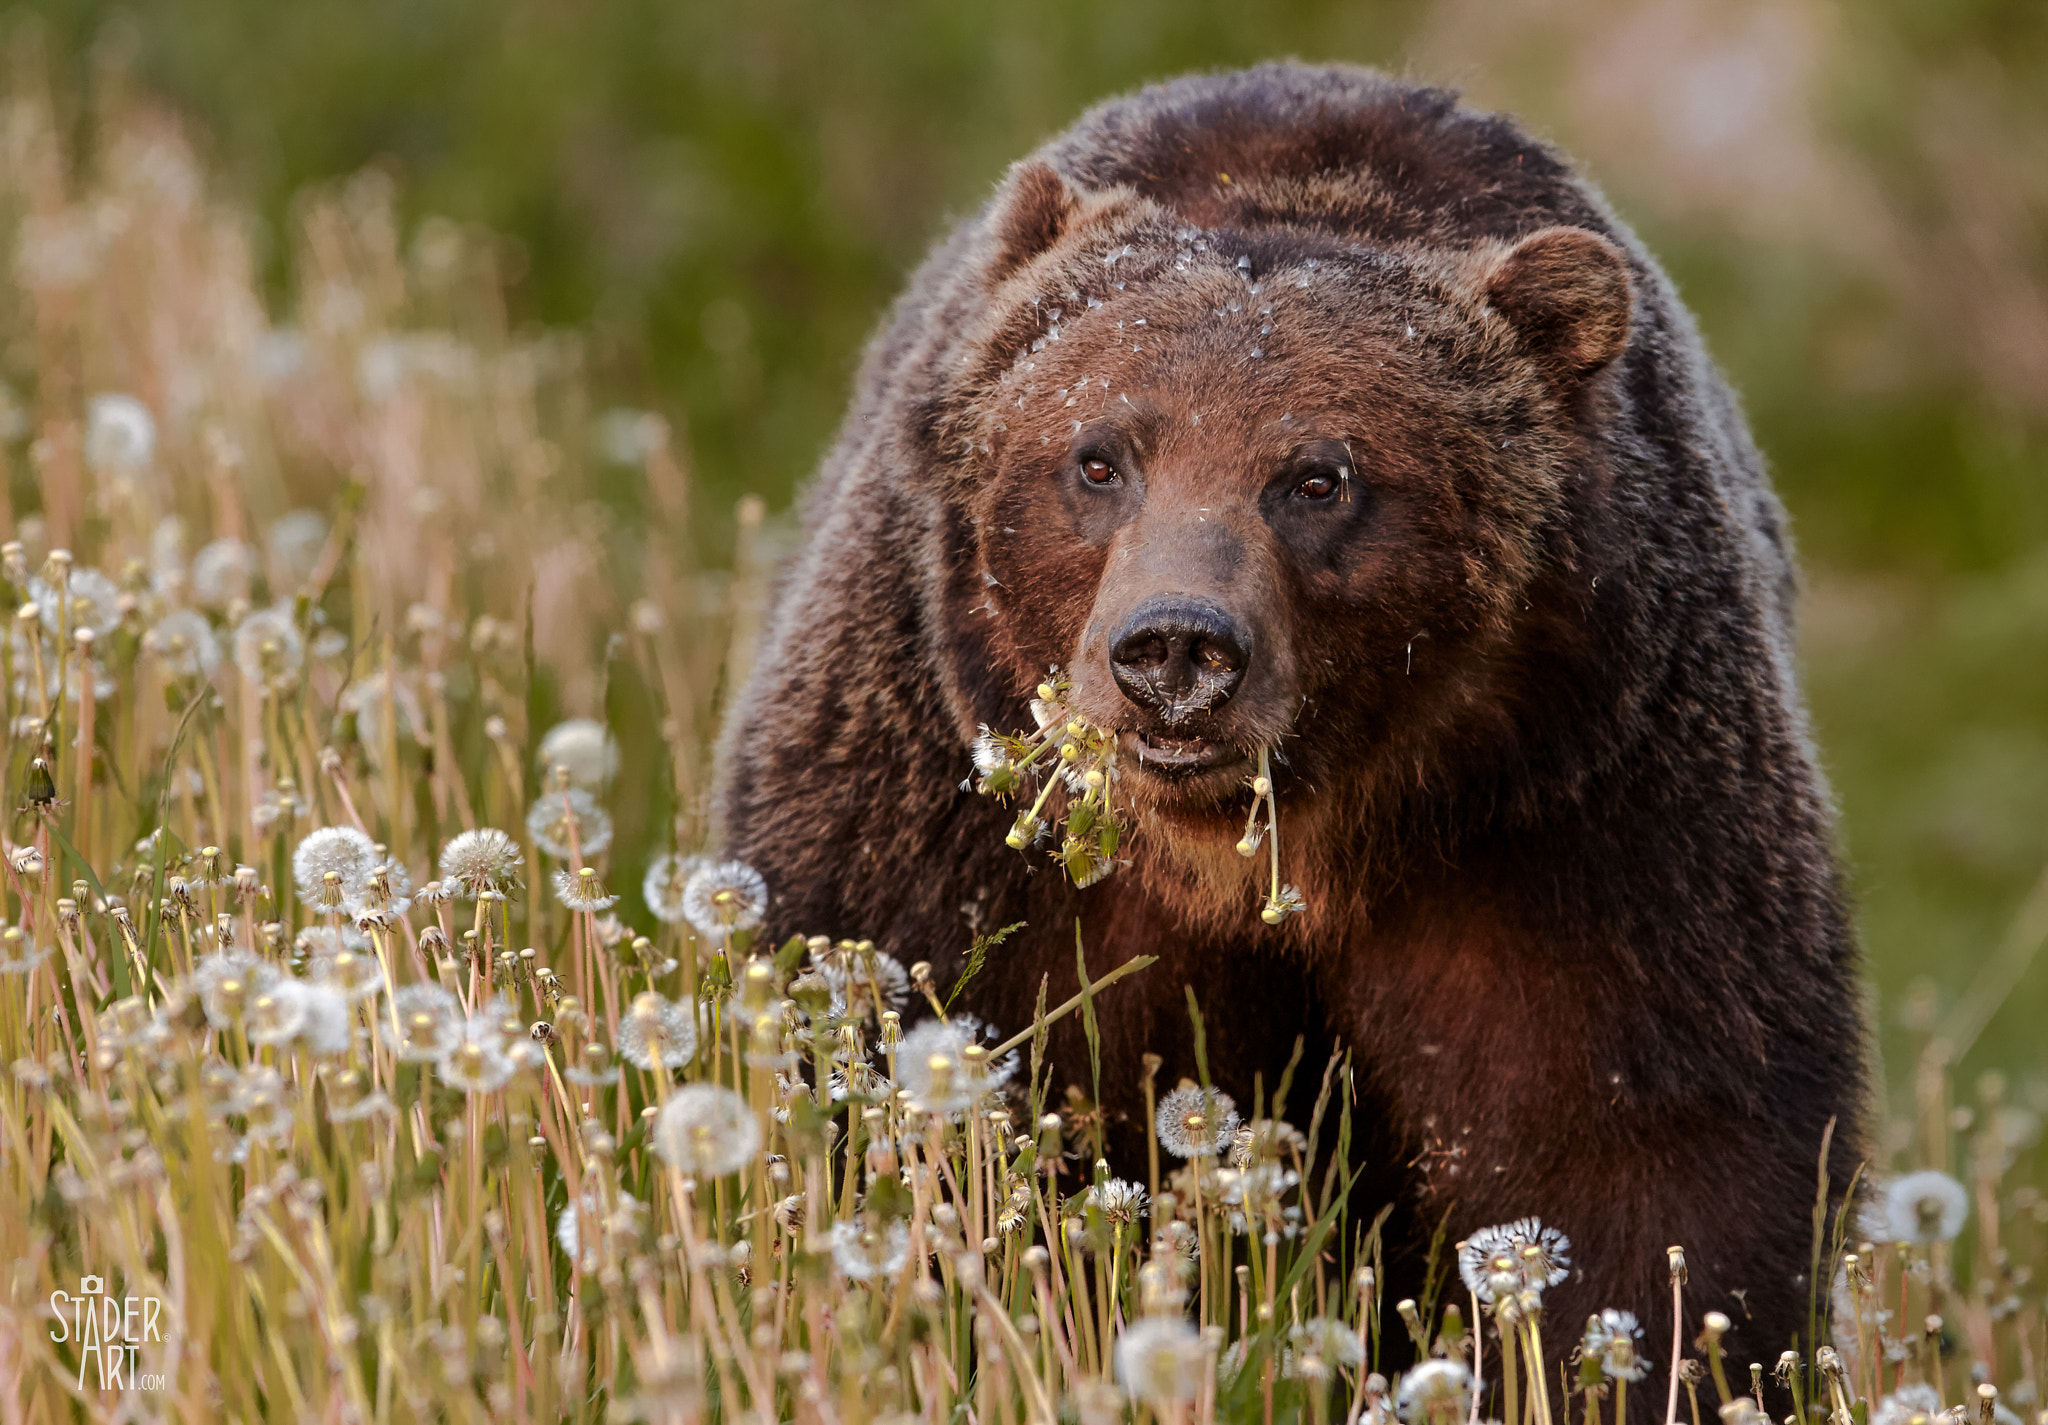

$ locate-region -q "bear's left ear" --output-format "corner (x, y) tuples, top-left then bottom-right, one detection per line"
(987, 160), (1079, 283)
(1482, 226), (1634, 386)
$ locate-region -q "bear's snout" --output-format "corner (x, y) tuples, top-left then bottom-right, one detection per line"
(1108, 597), (1250, 725)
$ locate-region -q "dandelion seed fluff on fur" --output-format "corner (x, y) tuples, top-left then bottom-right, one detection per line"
(1879, 1170), (1969, 1244)
(526, 787), (613, 860)
(652, 1084), (761, 1178)
(1155, 1084), (1241, 1158)
(1115, 1316), (1202, 1405)
(439, 827), (522, 897)
(643, 851), (708, 923)
(679, 860), (767, 940)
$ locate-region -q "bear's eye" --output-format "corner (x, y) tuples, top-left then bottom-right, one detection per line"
(1080, 457), (1121, 487)
(1294, 470), (1341, 501)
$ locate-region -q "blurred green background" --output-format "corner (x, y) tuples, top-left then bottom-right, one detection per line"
(20, 0), (2048, 1116)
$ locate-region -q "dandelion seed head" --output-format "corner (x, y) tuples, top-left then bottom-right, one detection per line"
(1458, 1218), (1571, 1302)
(652, 1083), (762, 1178)
(538, 718), (619, 790)
(194, 538), (260, 608)
(616, 992), (699, 1071)
(231, 604), (303, 684)
(829, 1219), (912, 1281)
(642, 851), (709, 923)
(392, 983), (465, 1063)
(552, 865), (620, 914)
(293, 826), (378, 908)
(897, 1015), (1015, 1114)
(31, 568), (123, 640)
(1081, 1178), (1149, 1225)
(85, 392), (155, 472)
(1879, 1170), (1969, 1245)
(816, 948), (910, 1019)
(265, 509), (328, 586)
(679, 859), (768, 940)
(1115, 1316), (1202, 1405)
(1395, 1360), (1475, 1425)
(1872, 1385), (1946, 1425)
(1155, 1084), (1240, 1159)
(439, 827), (522, 896)
(193, 950), (279, 1027)
(526, 787), (613, 860)
(143, 609), (222, 680)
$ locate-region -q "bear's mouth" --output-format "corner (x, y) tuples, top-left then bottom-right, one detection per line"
(1123, 729), (1243, 776)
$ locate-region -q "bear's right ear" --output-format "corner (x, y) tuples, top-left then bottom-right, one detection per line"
(1482, 226), (1634, 387)
(987, 160), (1079, 283)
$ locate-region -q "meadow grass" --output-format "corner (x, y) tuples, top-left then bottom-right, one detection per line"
(0, 64), (2043, 1425)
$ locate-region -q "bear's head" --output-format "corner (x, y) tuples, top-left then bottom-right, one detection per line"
(939, 160), (1635, 880)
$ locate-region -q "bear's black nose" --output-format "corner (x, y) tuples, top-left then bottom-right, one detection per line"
(1109, 598), (1250, 723)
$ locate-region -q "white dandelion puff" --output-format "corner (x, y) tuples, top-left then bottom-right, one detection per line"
(1458, 1217), (1572, 1303)
(391, 983), (465, 1063)
(193, 950), (279, 1028)
(1586, 1308), (1651, 1382)
(143, 609), (222, 680)
(292, 826), (378, 909)
(643, 852), (709, 924)
(31, 568), (123, 640)
(526, 787), (613, 860)
(537, 718), (619, 790)
(1081, 1178), (1149, 1226)
(616, 992), (700, 1071)
(194, 538), (260, 609)
(552, 866), (620, 913)
(1155, 1084), (1240, 1159)
(652, 1084), (761, 1178)
(84, 392), (155, 472)
(829, 1219), (912, 1281)
(1115, 1316), (1203, 1405)
(265, 510), (328, 586)
(896, 1015), (1016, 1114)
(439, 827), (522, 897)
(1878, 1170), (1970, 1245)
(1395, 1360), (1475, 1425)
(231, 604), (303, 684)
(679, 860), (768, 940)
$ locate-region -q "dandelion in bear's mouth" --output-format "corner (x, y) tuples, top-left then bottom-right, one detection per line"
(970, 669), (1126, 889)
(1238, 747), (1308, 925)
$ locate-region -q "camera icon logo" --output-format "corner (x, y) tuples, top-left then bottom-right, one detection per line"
(78, 1275), (104, 1296)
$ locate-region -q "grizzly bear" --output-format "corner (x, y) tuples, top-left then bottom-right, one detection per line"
(716, 63), (1865, 1383)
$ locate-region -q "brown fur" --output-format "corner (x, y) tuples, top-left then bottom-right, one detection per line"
(716, 64), (1867, 1394)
